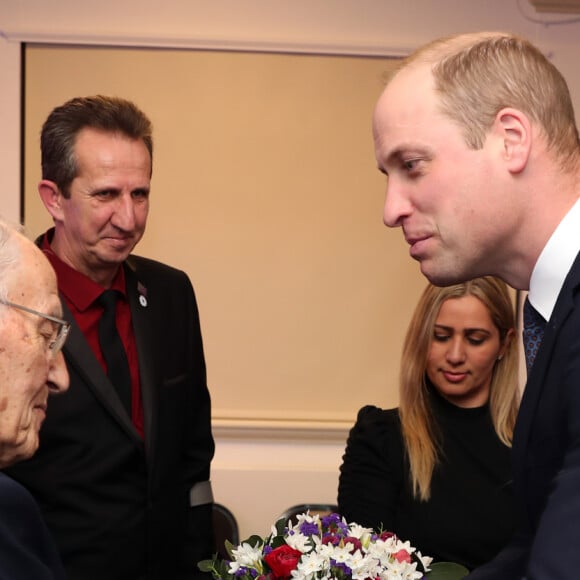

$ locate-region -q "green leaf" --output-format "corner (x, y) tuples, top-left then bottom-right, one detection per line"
(426, 561), (469, 580)
(242, 534), (264, 547)
(275, 516), (287, 536)
(224, 539), (235, 558)
(197, 559), (214, 572)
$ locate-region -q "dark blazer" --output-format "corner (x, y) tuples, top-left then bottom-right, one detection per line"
(468, 252), (580, 579)
(6, 250), (215, 580)
(0, 473), (66, 580)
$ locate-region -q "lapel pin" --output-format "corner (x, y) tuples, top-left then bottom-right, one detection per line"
(138, 282), (148, 307)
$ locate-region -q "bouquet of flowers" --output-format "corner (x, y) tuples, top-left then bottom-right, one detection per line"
(199, 511), (467, 580)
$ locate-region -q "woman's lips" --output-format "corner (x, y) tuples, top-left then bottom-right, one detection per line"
(442, 371), (468, 383)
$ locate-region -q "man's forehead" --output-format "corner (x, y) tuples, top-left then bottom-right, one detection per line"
(380, 63), (434, 108)
(14, 241), (58, 295)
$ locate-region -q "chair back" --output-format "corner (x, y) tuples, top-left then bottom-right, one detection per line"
(212, 503), (239, 559)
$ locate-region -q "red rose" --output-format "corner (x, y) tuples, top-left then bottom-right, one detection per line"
(343, 536), (362, 553)
(264, 545), (303, 578)
(321, 534), (340, 546)
(394, 549), (411, 563)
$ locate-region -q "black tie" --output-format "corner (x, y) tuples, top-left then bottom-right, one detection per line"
(97, 290), (132, 415)
(523, 297), (546, 373)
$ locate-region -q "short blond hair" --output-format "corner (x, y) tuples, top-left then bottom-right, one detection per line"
(395, 32), (580, 172)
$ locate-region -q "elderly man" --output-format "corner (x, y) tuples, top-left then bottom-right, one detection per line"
(0, 217), (69, 578)
(7, 95), (215, 580)
(373, 32), (580, 578)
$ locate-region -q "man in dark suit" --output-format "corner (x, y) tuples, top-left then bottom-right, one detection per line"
(371, 32), (580, 578)
(0, 217), (69, 579)
(6, 96), (215, 580)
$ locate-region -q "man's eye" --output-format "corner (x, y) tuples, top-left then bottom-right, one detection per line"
(94, 190), (115, 199)
(132, 189), (149, 199)
(40, 331), (55, 346)
(402, 158), (421, 172)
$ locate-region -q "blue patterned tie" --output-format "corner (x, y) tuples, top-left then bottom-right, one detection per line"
(523, 297), (546, 372)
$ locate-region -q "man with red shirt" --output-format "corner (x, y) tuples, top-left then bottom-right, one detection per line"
(6, 95), (215, 580)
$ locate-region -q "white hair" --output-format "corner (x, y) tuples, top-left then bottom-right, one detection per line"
(0, 217), (24, 304)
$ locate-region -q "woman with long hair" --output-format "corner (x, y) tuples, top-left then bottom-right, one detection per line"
(338, 276), (520, 571)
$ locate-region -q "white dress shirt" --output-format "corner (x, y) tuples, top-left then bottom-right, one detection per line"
(528, 197), (580, 322)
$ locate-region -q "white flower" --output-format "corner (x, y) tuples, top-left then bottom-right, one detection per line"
(206, 511), (434, 580)
(415, 551), (433, 571)
(325, 543), (355, 565)
(293, 512), (320, 528)
(382, 560), (423, 580)
(285, 532), (311, 553)
(346, 523), (373, 541)
(228, 541), (263, 574)
(348, 551), (379, 580)
(291, 550), (327, 580)
(393, 539), (417, 555)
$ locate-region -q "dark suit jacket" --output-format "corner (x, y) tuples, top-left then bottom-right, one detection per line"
(468, 252), (580, 579)
(6, 247), (215, 580)
(0, 473), (66, 580)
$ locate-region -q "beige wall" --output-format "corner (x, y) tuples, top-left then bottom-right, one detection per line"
(24, 46), (424, 427)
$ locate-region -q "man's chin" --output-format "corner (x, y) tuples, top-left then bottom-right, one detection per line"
(419, 259), (468, 288)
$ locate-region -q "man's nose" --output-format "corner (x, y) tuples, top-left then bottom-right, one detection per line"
(48, 350), (70, 394)
(383, 182), (412, 227)
(111, 194), (137, 231)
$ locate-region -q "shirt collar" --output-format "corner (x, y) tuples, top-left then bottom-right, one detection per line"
(528, 197), (580, 321)
(41, 229), (127, 310)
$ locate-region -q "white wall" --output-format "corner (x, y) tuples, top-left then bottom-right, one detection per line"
(1, 0), (579, 540)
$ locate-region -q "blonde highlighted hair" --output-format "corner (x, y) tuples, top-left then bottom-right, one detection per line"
(399, 277), (519, 501)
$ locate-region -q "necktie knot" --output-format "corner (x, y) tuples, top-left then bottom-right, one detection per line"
(523, 297), (546, 372)
(98, 289), (120, 311)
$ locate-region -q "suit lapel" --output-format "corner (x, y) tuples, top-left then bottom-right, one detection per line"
(124, 260), (158, 463)
(60, 300), (143, 447)
(513, 254), (580, 483)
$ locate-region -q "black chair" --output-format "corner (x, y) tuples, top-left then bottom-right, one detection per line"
(278, 503), (339, 526)
(212, 503), (239, 559)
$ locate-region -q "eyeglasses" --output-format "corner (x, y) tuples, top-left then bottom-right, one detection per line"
(0, 298), (71, 357)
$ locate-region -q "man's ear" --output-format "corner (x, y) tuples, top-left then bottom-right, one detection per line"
(492, 107), (532, 175)
(38, 180), (65, 221)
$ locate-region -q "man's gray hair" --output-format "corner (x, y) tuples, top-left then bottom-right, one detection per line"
(0, 217), (24, 304)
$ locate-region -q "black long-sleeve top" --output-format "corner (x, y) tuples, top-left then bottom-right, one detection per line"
(338, 389), (516, 571)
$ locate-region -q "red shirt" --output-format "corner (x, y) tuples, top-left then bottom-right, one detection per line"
(42, 231), (144, 437)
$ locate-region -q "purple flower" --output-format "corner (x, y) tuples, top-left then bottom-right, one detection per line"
(321, 513), (342, 527)
(298, 521), (319, 536)
(330, 560), (352, 575)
